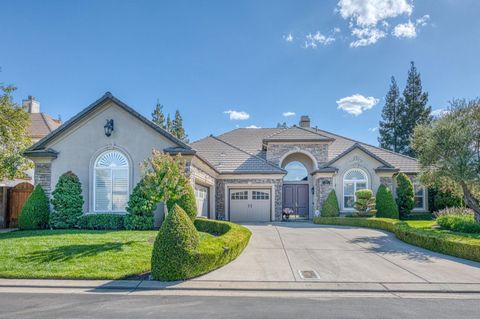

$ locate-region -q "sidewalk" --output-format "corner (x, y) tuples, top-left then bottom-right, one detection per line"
(2, 278), (480, 294)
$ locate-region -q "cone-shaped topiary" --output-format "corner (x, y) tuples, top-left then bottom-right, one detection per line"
(125, 178), (156, 230)
(168, 184), (198, 220)
(376, 185), (399, 219)
(353, 189), (377, 217)
(396, 173), (414, 218)
(18, 184), (50, 230)
(321, 190), (340, 217)
(50, 171), (84, 229)
(151, 204), (200, 280)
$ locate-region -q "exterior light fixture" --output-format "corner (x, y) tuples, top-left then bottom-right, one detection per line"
(311, 186), (315, 195)
(104, 119), (114, 137)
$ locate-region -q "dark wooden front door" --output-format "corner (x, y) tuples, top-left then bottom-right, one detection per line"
(283, 184), (309, 219)
(7, 182), (34, 228)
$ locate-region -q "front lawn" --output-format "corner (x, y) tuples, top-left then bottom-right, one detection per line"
(0, 229), (212, 279)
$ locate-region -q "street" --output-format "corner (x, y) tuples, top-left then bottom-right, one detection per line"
(0, 292), (479, 319)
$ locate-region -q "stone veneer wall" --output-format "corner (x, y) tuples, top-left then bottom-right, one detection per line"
(266, 143), (328, 167)
(215, 178), (283, 220)
(34, 162), (52, 198)
(315, 177), (333, 211)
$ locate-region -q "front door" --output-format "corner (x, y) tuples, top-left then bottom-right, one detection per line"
(282, 184), (309, 219)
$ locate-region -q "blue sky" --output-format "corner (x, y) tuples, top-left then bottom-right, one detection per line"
(1, 0), (479, 145)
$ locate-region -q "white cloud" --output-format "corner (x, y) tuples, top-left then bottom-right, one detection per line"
(333, 27), (341, 33)
(304, 31), (336, 48)
(283, 33), (294, 42)
(392, 20), (416, 38)
(336, 94), (379, 116)
(431, 108), (449, 118)
(350, 27), (386, 47)
(224, 110), (250, 120)
(338, 0), (412, 27)
(282, 111), (296, 117)
(246, 125), (261, 129)
(416, 14), (430, 27)
(368, 127), (378, 132)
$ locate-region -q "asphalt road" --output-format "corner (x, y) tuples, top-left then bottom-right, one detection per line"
(0, 293), (479, 319)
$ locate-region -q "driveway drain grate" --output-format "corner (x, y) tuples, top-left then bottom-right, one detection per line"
(299, 270), (320, 280)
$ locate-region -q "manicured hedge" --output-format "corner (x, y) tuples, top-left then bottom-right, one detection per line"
(321, 190), (340, 217)
(151, 212), (251, 281)
(375, 185), (399, 219)
(436, 214), (480, 233)
(313, 216), (480, 262)
(77, 214), (125, 230)
(18, 185), (50, 230)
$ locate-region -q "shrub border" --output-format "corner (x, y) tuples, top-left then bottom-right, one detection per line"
(313, 217), (480, 262)
(154, 218), (251, 281)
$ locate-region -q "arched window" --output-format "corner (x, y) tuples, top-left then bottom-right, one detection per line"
(283, 161), (308, 181)
(94, 150), (129, 212)
(343, 168), (368, 209)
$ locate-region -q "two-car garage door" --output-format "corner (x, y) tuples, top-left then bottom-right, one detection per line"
(229, 189), (271, 222)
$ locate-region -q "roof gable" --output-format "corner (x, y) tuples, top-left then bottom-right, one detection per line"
(263, 126), (333, 142)
(25, 92), (191, 154)
(322, 143), (394, 168)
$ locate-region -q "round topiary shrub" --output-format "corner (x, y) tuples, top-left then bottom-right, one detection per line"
(151, 204), (200, 280)
(396, 173), (414, 218)
(376, 185), (399, 219)
(321, 190), (340, 217)
(168, 184), (197, 220)
(353, 189), (376, 217)
(50, 171), (84, 229)
(125, 178), (156, 230)
(18, 184), (50, 230)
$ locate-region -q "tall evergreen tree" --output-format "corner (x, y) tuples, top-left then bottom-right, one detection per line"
(378, 77), (405, 153)
(172, 110), (188, 143)
(151, 99), (166, 129)
(165, 114), (173, 133)
(400, 61), (432, 156)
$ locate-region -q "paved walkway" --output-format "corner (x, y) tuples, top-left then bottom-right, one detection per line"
(195, 223), (480, 283)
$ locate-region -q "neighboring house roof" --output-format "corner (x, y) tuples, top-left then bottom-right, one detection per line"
(263, 126), (333, 142)
(206, 126), (420, 173)
(28, 113), (61, 139)
(25, 92), (193, 157)
(190, 135), (286, 174)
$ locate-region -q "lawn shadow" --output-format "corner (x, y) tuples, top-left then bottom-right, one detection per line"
(20, 241), (136, 263)
(0, 229), (119, 240)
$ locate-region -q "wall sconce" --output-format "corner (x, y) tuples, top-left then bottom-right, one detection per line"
(311, 186), (315, 195)
(104, 119), (114, 137)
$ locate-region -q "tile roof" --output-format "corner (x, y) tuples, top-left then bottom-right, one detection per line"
(28, 113), (61, 138)
(190, 135), (285, 174)
(201, 126), (420, 173)
(263, 126), (333, 142)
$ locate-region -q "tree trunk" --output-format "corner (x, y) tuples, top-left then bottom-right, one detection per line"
(460, 181), (480, 221)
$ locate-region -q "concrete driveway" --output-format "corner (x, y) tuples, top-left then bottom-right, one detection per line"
(195, 223), (480, 283)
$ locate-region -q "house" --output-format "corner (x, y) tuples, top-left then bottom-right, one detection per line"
(0, 96), (61, 227)
(24, 93), (427, 225)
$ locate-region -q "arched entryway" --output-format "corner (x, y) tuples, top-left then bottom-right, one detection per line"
(280, 151), (317, 220)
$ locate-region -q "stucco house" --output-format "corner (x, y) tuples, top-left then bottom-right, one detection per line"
(24, 93), (427, 225)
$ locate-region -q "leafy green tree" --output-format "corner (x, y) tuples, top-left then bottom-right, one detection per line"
(172, 110), (188, 143)
(18, 185), (50, 230)
(412, 98), (480, 220)
(400, 61), (432, 156)
(50, 171), (84, 228)
(0, 85), (32, 180)
(375, 185), (399, 219)
(353, 189), (376, 216)
(321, 190), (340, 217)
(151, 99), (166, 129)
(151, 204), (199, 280)
(168, 183), (197, 220)
(396, 173), (415, 218)
(379, 77), (405, 153)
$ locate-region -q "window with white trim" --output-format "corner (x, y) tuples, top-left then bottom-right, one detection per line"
(94, 150), (129, 212)
(252, 191), (269, 200)
(343, 168), (368, 209)
(231, 191), (248, 200)
(414, 182), (425, 210)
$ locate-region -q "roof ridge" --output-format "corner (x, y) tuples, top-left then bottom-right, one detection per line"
(39, 113), (55, 132)
(210, 135), (286, 173)
(321, 142), (394, 168)
(295, 125), (333, 139)
(311, 127), (419, 162)
(263, 127), (290, 139)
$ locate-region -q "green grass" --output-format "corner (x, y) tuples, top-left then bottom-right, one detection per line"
(0, 229), (213, 280)
(313, 216), (480, 262)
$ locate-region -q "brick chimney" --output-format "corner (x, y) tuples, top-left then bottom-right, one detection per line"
(22, 96), (40, 113)
(299, 115), (310, 128)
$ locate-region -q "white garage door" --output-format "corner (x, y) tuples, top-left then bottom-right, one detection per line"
(194, 184), (209, 218)
(229, 189), (271, 222)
